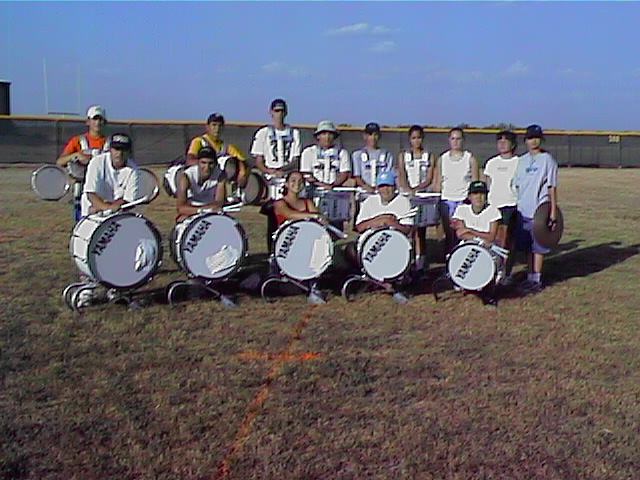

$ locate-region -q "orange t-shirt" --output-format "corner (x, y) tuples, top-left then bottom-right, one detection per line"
(61, 133), (107, 155)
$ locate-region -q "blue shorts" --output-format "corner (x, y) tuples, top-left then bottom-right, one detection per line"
(439, 200), (464, 219)
(516, 215), (550, 254)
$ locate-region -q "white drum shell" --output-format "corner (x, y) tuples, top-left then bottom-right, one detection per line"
(31, 165), (70, 200)
(358, 228), (412, 282)
(172, 213), (247, 280)
(70, 212), (162, 289)
(447, 242), (498, 291)
(273, 219), (334, 281)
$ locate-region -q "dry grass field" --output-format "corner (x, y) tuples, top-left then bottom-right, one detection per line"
(1, 166), (639, 479)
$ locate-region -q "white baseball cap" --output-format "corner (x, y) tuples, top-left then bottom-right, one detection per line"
(86, 105), (106, 120)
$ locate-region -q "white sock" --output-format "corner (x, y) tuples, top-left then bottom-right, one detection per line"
(527, 273), (541, 283)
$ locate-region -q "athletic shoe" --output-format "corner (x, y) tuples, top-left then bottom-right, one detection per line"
(75, 289), (95, 308)
(518, 280), (544, 294)
(499, 274), (517, 287)
(307, 290), (326, 305)
(392, 291), (410, 304)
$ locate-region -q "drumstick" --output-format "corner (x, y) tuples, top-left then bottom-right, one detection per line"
(223, 202), (243, 212)
(325, 223), (348, 239)
(101, 195), (150, 215)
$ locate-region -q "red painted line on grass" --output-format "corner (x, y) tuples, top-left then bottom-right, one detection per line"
(214, 307), (319, 480)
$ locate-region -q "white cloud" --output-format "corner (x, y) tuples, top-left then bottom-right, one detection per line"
(326, 22), (369, 36)
(326, 22), (393, 36)
(261, 61), (309, 78)
(370, 40), (397, 53)
(503, 61), (529, 77)
(371, 25), (392, 35)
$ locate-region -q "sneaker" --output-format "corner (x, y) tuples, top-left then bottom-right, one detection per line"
(75, 289), (95, 308)
(499, 274), (517, 287)
(453, 284), (463, 292)
(518, 280), (544, 294)
(392, 291), (410, 304)
(106, 289), (119, 302)
(307, 290), (326, 305)
(482, 296), (498, 307)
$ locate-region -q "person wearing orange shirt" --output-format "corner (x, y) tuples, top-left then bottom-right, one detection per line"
(56, 105), (109, 221)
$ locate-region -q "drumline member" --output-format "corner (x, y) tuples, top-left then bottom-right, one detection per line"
(433, 127), (480, 255)
(186, 112), (248, 191)
(483, 130), (519, 282)
(451, 180), (501, 305)
(56, 105), (109, 222)
(352, 122), (394, 194)
(81, 133), (140, 217)
(175, 146), (226, 223)
(300, 120), (351, 230)
(397, 125), (436, 274)
(352, 170), (413, 303)
(513, 124), (559, 294)
(250, 98), (302, 251)
(273, 171), (327, 303)
(354, 170), (413, 235)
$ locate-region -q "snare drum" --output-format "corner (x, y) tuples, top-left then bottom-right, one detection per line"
(31, 165), (70, 200)
(242, 172), (267, 205)
(171, 212), (247, 280)
(163, 165), (184, 197)
(66, 159), (86, 181)
(219, 156), (239, 182)
(316, 190), (352, 222)
(273, 219), (334, 281)
(357, 227), (413, 282)
(138, 168), (160, 202)
(447, 240), (499, 291)
(411, 193), (441, 227)
(70, 212), (162, 289)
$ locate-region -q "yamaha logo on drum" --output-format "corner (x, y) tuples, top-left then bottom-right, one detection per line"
(276, 225), (300, 259)
(455, 247), (481, 280)
(184, 219), (212, 253)
(91, 222), (122, 255)
(364, 232), (392, 263)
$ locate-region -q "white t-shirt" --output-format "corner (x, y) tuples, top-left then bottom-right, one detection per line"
(250, 125), (302, 169)
(81, 152), (140, 217)
(402, 150), (430, 189)
(452, 204), (501, 233)
(183, 164), (221, 206)
(300, 145), (351, 184)
(440, 150), (473, 201)
(483, 155), (518, 208)
(356, 193), (414, 226)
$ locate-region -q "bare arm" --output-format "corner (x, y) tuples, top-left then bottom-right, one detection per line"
(470, 155), (480, 182)
(397, 151), (411, 192)
(87, 192), (125, 213)
(354, 176), (375, 192)
(432, 156), (442, 193)
(274, 199), (323, 222)
(454, 219), (498, 244)
(548, 186), (558, 226)
(176, 173), (224, 218)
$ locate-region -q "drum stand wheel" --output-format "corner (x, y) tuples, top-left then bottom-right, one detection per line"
(166, 279), (237, 308)
(260, 276), (326, 304)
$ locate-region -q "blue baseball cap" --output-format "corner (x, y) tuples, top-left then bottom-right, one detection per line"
(376, 170), (396, 187)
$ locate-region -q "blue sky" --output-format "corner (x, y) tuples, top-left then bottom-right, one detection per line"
(1, 1), (639, 130)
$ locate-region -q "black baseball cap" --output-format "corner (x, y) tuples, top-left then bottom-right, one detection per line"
(198, 146), (217, 159)
(364, 122), (381, 134)
(524, 124), (544, 139)
(270, 98), (287, 111)
(496, 130), (517, 144)
(109, 133), (132, 151)
(206, 112), (225, 124)
(468, 180), (489, 194)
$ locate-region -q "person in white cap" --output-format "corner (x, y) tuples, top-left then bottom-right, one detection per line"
(56, 105), (109, 221)
(81, 133), (140, 217)
(433, 127), (480, 254)
(300, 120), (350, 189)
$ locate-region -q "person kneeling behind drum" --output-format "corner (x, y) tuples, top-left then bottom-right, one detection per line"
(349, 170), (414, 302)
(175, 147), (226, 222)
(450, 180), (502, 305)
(272, 171), (328, 303)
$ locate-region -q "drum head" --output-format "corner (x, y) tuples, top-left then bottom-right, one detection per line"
(178, 213), (246, 279)
(138, 168), (160, 202)
(447, 242), (496, 291)
(274, 220), (334, 281)
(359, 228), (412, 282)
(223, 157), (239, 182)
(533, 203), (564, 248)
(85, 213), (162, 289)
(242, 172), (267, 205)
(31, 165), (69, 200)
(66, 160), (86, 181)
(163, 165), (183, 197)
